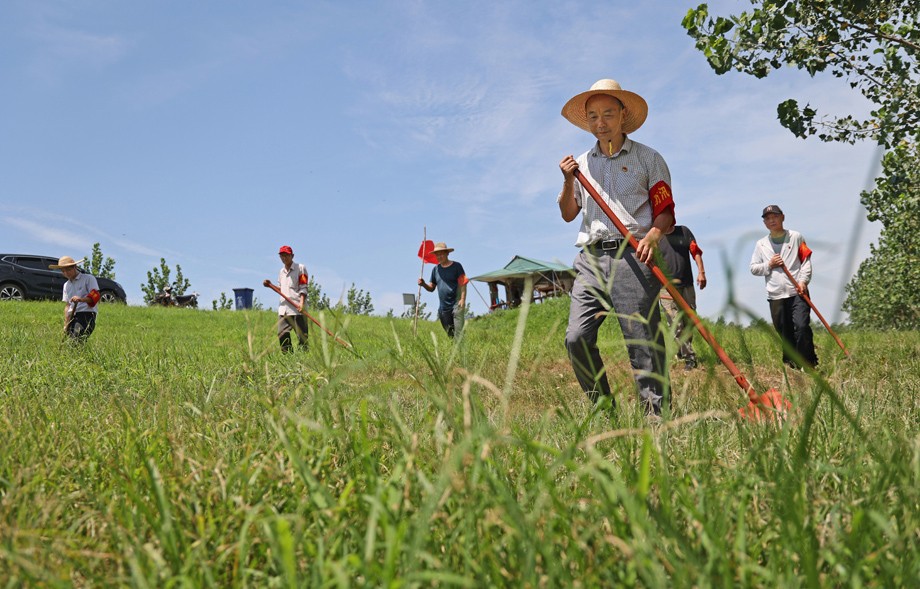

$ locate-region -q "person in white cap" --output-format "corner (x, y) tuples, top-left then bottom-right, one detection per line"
(750, 205), (818, 369)
(418, 242), (468, 338)
(49, 256), (101, 342)
(557, 78), (676, 417)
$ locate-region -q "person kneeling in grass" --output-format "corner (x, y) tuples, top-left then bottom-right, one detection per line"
(50, 255), (100, 342)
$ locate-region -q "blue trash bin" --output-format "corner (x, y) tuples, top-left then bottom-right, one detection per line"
(233, 287), (254, 310)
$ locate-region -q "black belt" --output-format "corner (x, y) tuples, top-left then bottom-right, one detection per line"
(585, 239), (627, 255)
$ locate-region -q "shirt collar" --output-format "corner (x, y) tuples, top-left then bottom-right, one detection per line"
(590, 136), (633, 158)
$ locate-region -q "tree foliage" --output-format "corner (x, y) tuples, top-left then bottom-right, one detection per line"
(141, 259), (191, 304)
(85, 243), (116, 279)
(212, 292), (233, 311)
(386, 299), (433, 320)
(682, 0), (919, 146)
(339, 283), (374, 316)
(843, 141), (920, 329)
(306, 278), (331, 311)
(683, 0), (919, 328)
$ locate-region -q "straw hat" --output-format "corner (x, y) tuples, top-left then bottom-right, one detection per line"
(48, 256), (84, 269)
(430, 242), (454, 254)
(561, 79), (648, 134)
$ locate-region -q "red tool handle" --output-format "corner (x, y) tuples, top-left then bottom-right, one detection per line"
(264, 281), (352, 349)
(573, 169), (759, 401)
(779, 263), (849, 357)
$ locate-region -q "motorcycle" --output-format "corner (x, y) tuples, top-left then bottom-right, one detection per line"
(150, 286), (199, 308)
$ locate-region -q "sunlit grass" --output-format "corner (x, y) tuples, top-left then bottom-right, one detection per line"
(1, 299), (917, 586)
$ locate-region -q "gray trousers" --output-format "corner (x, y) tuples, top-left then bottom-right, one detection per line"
(565, 250), (667, 412)
(437, 303), (464, 338)
(660, 284), (698, 363)
(277, 314), (308, 352)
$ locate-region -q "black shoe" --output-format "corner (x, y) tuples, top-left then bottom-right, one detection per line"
(684, 359), (698, 371)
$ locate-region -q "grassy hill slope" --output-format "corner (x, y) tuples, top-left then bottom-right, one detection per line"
(1, 300), (918, 586)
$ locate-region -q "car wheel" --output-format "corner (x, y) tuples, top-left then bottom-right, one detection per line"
(0, 283), (25, 301)
(99, 290), (122, 303)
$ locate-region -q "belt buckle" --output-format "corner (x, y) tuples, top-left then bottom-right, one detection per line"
(601, 239), (622, 251)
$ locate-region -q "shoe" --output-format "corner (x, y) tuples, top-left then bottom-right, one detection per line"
(684, 359), (697, 371)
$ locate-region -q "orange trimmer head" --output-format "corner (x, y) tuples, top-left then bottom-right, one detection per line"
(738, 388), (791, 422)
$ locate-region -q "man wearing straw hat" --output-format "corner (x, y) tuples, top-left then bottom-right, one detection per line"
(49, 255), (101, 342)
(557, 79), (676, 416)
(418, 242), (468, 338)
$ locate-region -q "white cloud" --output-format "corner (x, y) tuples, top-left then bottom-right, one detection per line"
(2, 217), (89, 251)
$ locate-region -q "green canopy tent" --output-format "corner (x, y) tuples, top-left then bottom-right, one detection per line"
(471, 256), (574, 310)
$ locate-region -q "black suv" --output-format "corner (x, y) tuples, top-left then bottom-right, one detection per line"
(0, 254), (127, 303)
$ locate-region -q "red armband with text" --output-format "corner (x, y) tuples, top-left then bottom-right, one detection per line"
(87, 289), (101, 306)
(458, 274), (469, 286)
(649, 180), (674, 219)
(299, 272), (309, 286)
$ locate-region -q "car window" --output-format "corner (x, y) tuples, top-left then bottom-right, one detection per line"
(15, 257), (52, 271)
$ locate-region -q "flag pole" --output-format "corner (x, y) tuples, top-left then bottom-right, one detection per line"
(413, 226), (426, 336)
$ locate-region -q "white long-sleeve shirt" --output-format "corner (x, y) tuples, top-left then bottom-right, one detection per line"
(750, 230), (813, 301)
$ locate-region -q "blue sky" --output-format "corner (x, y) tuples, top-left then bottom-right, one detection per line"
(1, 0), (880, 322)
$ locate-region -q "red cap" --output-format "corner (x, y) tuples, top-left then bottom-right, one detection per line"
(279, 245), (293, 255)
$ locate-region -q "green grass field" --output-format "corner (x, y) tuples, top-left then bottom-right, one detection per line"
(1, 299), (918, 587)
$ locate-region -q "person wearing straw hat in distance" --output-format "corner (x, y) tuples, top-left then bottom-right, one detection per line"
(659, 224), (707, 370)
(750, 205), (818, 369)
(49, 256), (101, 342)
(557, 78), (676, 417)
(417, 242), (468, 338)
(264, 245), (309, 352)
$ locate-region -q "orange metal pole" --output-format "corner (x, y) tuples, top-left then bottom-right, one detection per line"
(779, 262), (850, 357)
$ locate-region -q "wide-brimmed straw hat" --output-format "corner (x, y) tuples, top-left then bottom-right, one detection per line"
(48, 256), (84, 269)
(430, 242), (454, 254)
(561, 79), (648, 134)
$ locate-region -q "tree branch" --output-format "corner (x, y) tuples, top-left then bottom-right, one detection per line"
(833, 16), (920, 53)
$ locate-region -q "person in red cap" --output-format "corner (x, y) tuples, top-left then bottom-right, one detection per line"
(750, 205), (818, 369)
(267, 245), (309, 352)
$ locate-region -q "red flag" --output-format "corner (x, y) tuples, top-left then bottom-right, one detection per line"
(418, 240), (437, 264)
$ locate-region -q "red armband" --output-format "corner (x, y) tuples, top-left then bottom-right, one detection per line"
(299, 272), (309, 285)
(649, 180), (674, 219)
(87, 289), (101, 306)
(798, 242), (813, 262)
(689, 240), (703, 257)
(458, 274), (469, 286)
